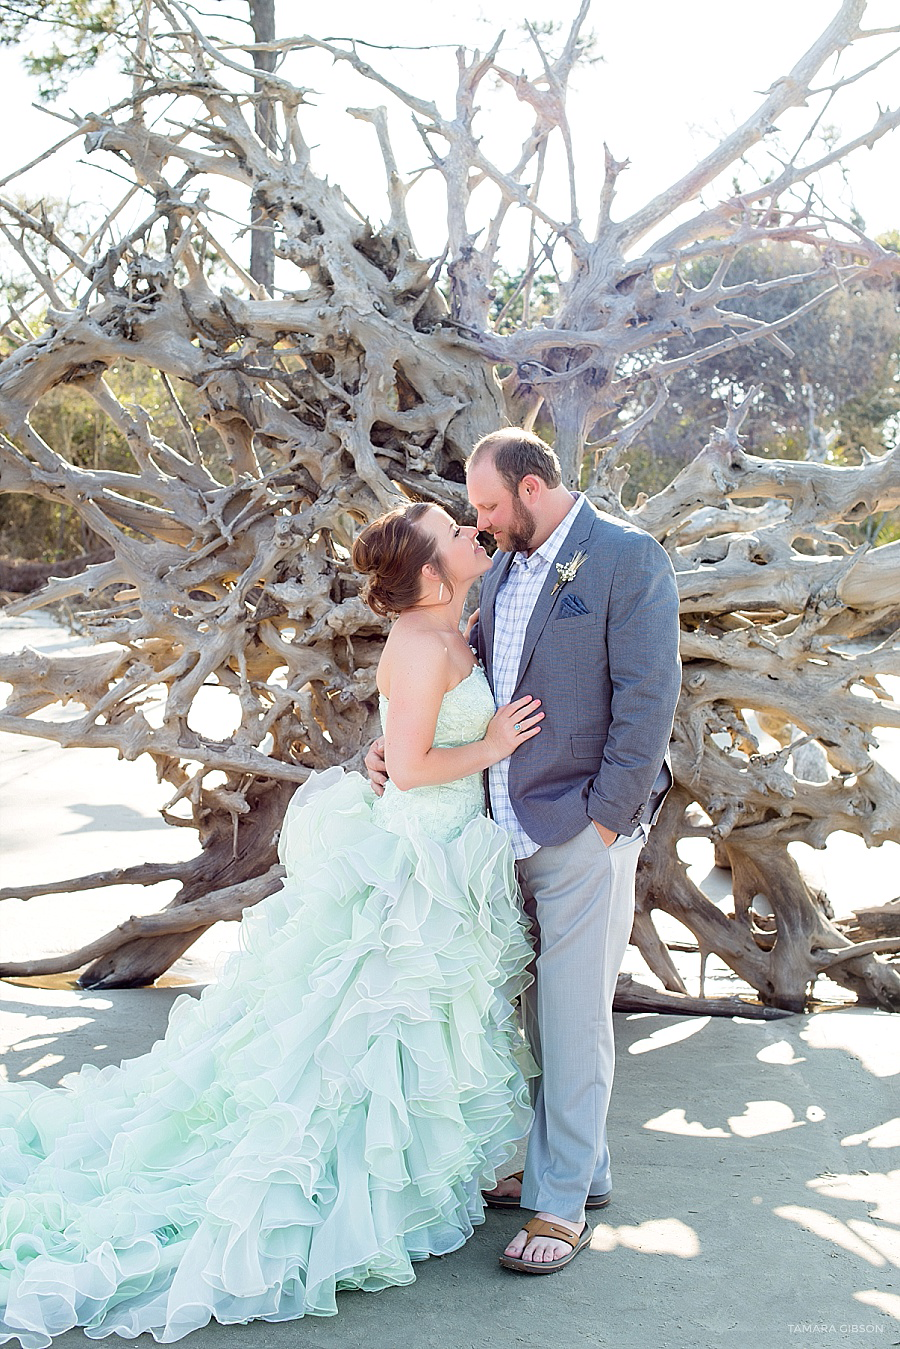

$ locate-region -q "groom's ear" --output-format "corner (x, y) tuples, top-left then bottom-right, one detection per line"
(518, 473), (542, 500)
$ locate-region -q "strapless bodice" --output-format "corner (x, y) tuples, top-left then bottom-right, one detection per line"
(371, 664), (495, 843)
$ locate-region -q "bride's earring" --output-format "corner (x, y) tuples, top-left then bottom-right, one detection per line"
(438, 583), (444, 602)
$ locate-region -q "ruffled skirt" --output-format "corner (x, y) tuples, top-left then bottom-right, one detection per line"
(0, 769), (534, 1345)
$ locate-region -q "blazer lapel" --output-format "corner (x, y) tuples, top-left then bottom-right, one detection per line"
(515, 499), (597, 686)
(479, 549), (514, 690)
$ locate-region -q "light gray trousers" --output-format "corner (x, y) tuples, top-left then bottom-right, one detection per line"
(515, 821), (643, 1224)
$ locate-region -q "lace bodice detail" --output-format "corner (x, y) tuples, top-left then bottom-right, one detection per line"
(371, 663), (495, 843)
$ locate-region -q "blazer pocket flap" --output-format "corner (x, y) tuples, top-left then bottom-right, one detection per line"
(570, 734), (605, 760)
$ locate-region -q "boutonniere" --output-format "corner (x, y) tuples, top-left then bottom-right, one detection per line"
(551, 549), (587, 596)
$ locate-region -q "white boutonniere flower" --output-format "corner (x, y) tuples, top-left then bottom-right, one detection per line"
(551, 549), (587, 596)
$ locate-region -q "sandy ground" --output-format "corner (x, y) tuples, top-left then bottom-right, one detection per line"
(1, 612), (899, 1348)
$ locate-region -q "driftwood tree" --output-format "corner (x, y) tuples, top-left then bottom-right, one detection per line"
(1, 0), (899, 1010)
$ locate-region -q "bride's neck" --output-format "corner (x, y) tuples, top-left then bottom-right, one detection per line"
(409, 599), (466, 634)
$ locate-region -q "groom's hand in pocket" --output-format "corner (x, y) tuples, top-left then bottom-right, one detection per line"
(365, 737), (389, 795)
(593, 820), (619, 848)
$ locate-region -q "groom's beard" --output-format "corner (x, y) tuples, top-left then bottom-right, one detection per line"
(506, 495), (537, 554)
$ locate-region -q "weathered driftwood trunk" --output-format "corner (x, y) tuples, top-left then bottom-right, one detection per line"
(0, 1), (898, 1008)
(836, 900), (900, 943)
(0, 548), (113, 594)
(628, 427), (900, 1011)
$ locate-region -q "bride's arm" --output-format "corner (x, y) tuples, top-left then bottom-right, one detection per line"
(381, 632), (542, 791)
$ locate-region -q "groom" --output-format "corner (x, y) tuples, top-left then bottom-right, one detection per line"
(370, 427), (681, 1270)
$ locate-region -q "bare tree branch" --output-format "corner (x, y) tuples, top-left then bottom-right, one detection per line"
(0, 0), (897, 1009)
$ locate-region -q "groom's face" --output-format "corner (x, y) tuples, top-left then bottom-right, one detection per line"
(466, 458), (536, 555)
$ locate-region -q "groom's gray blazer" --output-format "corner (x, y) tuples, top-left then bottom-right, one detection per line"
(475, 497), (681, 846)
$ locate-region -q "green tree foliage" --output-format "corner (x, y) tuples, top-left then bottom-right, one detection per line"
(488, 265), (559, 335)
(0, 0), (124, 96)
(491, 247), (899, 527)
(621, 240), (899, 492)
(0, 366), (220, 560)
(0, 186), (233, 563)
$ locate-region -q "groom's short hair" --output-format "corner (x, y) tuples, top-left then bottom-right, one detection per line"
(467, 427), (562, 492)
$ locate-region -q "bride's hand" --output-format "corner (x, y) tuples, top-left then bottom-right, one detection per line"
(464, 607), (480, 643)
(365, 736), (389, 795)
(484, 695), (543, 761)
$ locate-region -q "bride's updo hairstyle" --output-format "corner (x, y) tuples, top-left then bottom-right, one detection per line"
(352, 502), (452, 618)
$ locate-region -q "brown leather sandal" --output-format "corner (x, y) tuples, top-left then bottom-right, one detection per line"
(482, 1171), (611, 1211)
(499, 1216), (593, 1274)
(482, 1169), (525, 1209)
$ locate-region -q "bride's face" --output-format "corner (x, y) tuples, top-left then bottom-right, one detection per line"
(419, 506), (492, 588)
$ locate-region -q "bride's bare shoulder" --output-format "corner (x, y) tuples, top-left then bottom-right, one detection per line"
(377, 618), (452, 700)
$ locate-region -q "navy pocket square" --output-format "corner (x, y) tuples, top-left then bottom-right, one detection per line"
(558, 592), (589, 617)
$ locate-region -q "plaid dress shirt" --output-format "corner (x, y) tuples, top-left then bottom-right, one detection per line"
(489, 494), (582, 859)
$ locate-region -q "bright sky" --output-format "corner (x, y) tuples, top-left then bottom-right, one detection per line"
(0, 0), (898, 283)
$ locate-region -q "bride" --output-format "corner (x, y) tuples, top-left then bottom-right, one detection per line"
(0, 500), (543, 1346)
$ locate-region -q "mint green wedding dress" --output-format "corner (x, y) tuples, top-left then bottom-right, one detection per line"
(0, 667), (534, 1345)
